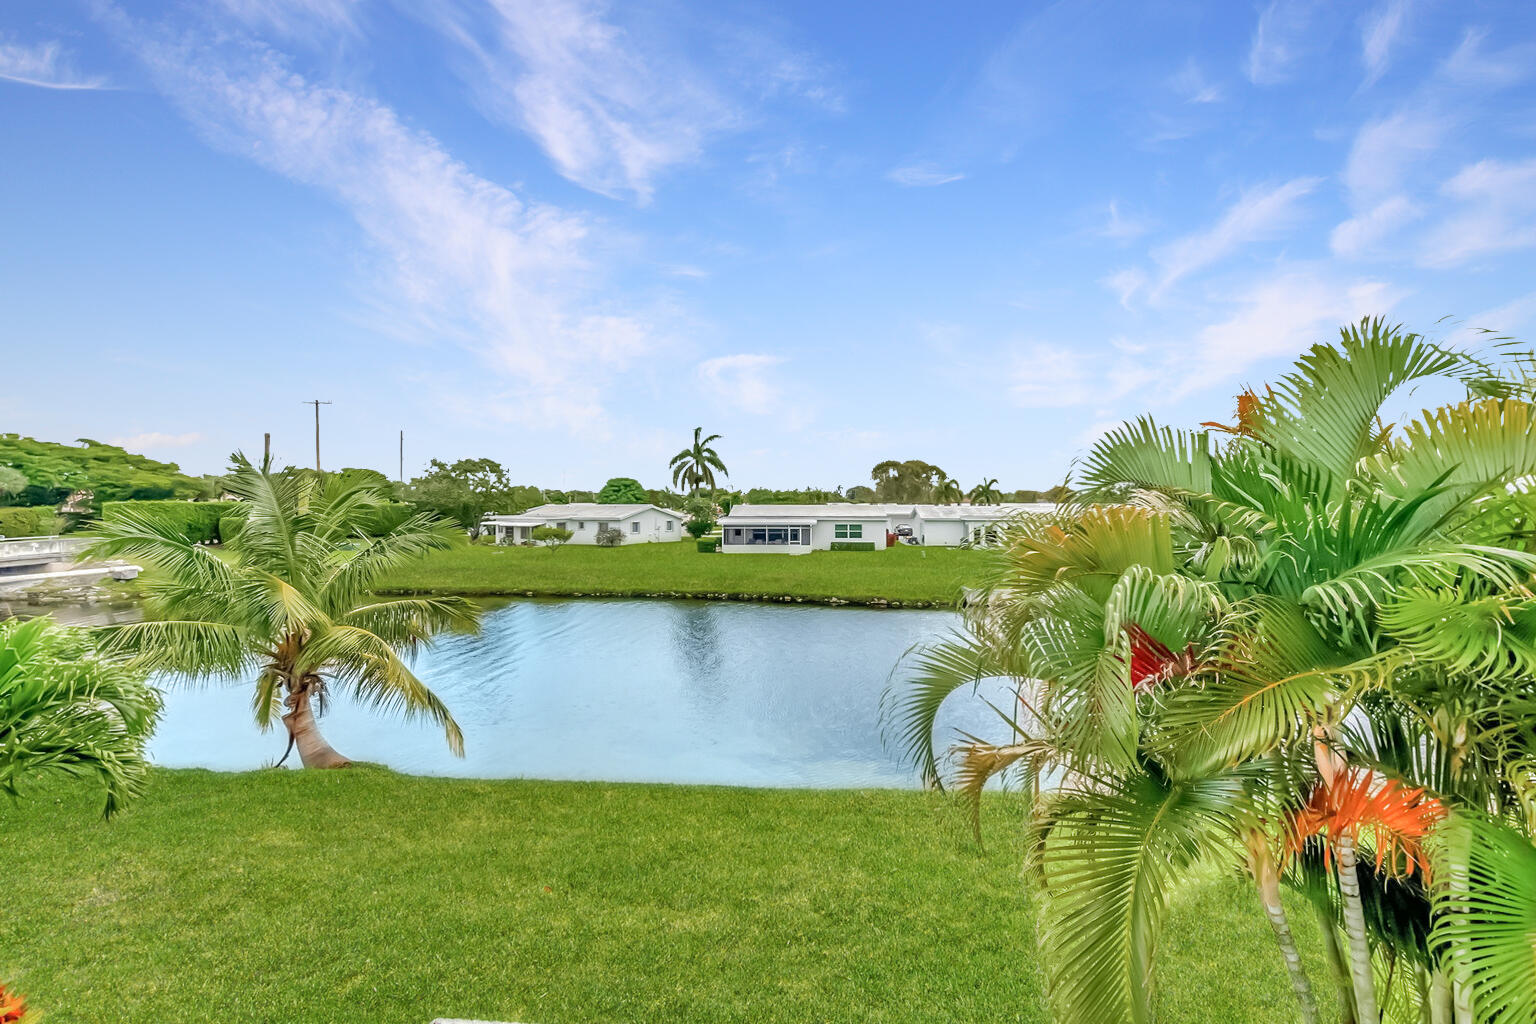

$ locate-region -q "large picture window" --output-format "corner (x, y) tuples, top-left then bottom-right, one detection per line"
(834, 523), (864, 539)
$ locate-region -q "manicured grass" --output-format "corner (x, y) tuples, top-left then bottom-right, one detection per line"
(4, 769), (1336, 1024)
(375, 540), (990, 607)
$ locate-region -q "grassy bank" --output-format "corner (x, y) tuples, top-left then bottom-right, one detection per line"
(375, 541), (989, 607)
(4, 769), (1335, 1024)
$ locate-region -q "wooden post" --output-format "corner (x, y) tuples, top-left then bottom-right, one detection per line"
(301, 399), (331, 471)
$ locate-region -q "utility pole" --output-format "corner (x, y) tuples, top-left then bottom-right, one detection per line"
(398, 429), (404, 483)
(263, 432), (270, 467)
(301, 399), (331, 471)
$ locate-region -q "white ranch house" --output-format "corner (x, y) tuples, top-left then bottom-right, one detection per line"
(717, 503), (1055, 554)
(483, 503), (687, 545)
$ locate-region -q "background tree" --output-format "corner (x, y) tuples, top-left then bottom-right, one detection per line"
(967, 478), (1001, 505)
(669, 428), (728, 493)
(845, 485), (876, 502)
(86, 453), (479, 769)
(0, 466), (27, 501)
(407, 458), (531, 538)
(1, 616), (161, 818)
(531, 525), (573, 549)
(597, 477), (647, 504)
(0, 434), (200, 510)
(684, 494), (718, 539)
(871, 460), (947, 503)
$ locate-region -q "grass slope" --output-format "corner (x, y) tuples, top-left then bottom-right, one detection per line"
(375, 541), (989, 607)
(4, 769), (1335, 1024)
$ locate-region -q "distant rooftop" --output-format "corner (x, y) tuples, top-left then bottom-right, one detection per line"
(485, 503), (683, 521)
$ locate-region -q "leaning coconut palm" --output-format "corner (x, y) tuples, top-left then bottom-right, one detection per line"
(84, 453), (478, 768)
(0, 616), (160, 818)
(669, 427), (728, 493)
(889, 319), (1536, 1024)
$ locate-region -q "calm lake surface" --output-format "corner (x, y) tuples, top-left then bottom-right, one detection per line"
(146, 598), (1016, 788)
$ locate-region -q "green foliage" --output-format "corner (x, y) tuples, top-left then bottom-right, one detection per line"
(967, 478), (1002, 505)
(0, 616), (160, 817)
(593, 525), (625, 547)
(532, 525), (573, 549)
(871, 460), (948, 502)
(597, 477), (647, 504)
(830, 541), (876, 551)
(102, 500), (241, 544)
(0, 506), (61, 538)
(669, 427), (728, 493)
(845, 485), (876, 502)
(743, 487), (844, 504)
(684, 494), (718, 539)
(406, 458), (535, 538)
(0, 433), (201, 509)
(85, 453), (479, 766)
(0, 465), (27, 498)
(695, 538), (718, 553)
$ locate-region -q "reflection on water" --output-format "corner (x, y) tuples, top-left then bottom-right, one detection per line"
(143, 598), (1017, 788)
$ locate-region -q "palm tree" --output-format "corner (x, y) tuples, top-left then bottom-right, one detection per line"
(967, 478), (1001, 505)
(85, 453), (479, 768)
(888, 319), (1536, 1024)
(669, 427), (728, 493)
(934, 477), (964, 504)
(0, 616), (160, 817)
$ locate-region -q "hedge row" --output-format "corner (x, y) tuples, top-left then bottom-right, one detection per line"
(101, 500), (242, 543)
(829, 541), (877, 552)
(0, 506), (62, 538)
(696, 538), (718, 553)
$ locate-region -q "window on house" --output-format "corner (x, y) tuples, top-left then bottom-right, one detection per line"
(834, 523), (863, 539)
(578, 522), (586, 530)
(665, 520), (673, 531)
(556, 522), (566, 530)
(631, 521), (640, 533)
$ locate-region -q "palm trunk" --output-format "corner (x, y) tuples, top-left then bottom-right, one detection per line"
(1336, 835), (1379, 1024)
(1316, 904), (1358, 1024)
(1428, 968), (1451, 1024)
(1248, 832), (1319, 1024)
(283, 683), (350, 769)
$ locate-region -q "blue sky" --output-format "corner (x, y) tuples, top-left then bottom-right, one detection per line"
(3, 1), (1535, 492)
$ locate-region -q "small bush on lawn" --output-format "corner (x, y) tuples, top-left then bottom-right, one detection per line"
(830, 541), (876, 551)
(696, 538), (718, 553)
(101, 500), (241, 543)
(594, 526), (625, 547)
(532, 525), (573, 549)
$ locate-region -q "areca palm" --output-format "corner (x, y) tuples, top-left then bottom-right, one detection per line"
(1, 616), (160, 818)
(84, 453), (479, 768)
(890, 319), (1536, 1024)
(669, 427), (728, 493)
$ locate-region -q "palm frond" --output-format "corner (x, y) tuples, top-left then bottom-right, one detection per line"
(299, 624), (464, 755)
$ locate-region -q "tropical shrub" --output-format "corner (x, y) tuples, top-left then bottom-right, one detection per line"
(101, 500), (240, 543)
(0, 616), (161, 817)
(0, 506), (58, 538)
(684, 494), (717, 539)
(696, 538), (718, 553)
(84, 454), (478, 769)
(597, 477), (646, 504)
(889, 319), (1536, 1024)
(532, 525), (573, 549)
(594, 525), (624, 547)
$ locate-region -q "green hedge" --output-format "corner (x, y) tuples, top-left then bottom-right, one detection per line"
(101, 500), (241, 543)
(696, 538), (718, 553)
(219, 515), (246, 544)
(0, 506), (58, 538)
(829, 541), (876, 552)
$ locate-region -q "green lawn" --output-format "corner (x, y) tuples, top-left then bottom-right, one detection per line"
(375, 541), (990, 607)
(3, 769), (1336, 1024)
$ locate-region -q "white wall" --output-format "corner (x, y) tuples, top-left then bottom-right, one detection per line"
(920, 520), (967, 547)
(810, 517), (888, 551)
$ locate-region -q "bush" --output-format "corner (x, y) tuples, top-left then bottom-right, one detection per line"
(531, 525), (573, 549)
(594, 526), (625, 547)
(101, 500), (241, 543)
(696, 538), (718, 553)
(829, 541), (876, 552)
(598, 477), (647, 504)
(0, 506), (56, 538)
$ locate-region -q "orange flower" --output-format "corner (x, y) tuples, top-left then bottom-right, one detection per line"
(1285, 767), (1446, 879)
(0, 983), (27, 1024)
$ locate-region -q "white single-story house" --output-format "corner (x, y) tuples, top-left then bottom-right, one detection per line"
(717, 503), (1055, 554)
(483, 503), (687, 545)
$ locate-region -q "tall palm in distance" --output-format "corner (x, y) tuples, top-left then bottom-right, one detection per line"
(967, 478), (1001, 504)
(669, 427), (728, 493)
(85, 453), (479, 769)
(934, 477), (964, 504)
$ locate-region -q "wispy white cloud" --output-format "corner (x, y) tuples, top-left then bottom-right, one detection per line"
(1169, 58), (1221, 103)
(698, 353), (785, 415)
(1246, 0), (1322, 85)
(1360, 0), (1411, 85)
(108, 12), (656, 430)
(213, 0), (358, 38)
(1150, 177), (1320, 295)
(1341, 111), (1443, 204)
(0, 37), (108, 90)
(1330, 194), (1421, 257)
(1421, 157), (1536, 267)
(111, 431), (203, 450)
(1439, 28), (1535, 89)
(1102, 268), (1147, 308)
(1010, 344), (1145, 409)
(886, 163), (965, 187)
(1098, 200), (1149, 242)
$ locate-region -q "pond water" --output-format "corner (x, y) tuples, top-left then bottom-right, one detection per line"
(144, 598), (1017, 788)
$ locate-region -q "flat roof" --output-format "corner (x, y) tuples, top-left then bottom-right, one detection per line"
(485, 502), (684, 521)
